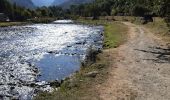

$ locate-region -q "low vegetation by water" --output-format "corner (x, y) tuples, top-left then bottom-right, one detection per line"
(0, 22), (27, 27)
(0, 18), (56, 27)
(35, 20), (128, 100)
(28, 17), (57, 23)
(77, 19), (127, 49)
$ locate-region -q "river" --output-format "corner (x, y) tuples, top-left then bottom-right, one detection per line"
(0, 20), (103, 99)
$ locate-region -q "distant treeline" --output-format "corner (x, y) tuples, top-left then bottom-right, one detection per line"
(0, 0), (65, 21)
(69, 0), (170, 27)
(0, 0), (170, 26)
(69, 0), (169, 20)
(70, 0), (169, 17)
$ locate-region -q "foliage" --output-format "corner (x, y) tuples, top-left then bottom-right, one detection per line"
(111, 8), (116, 16)
(68, 0), (170, 29)
(0, 0), (66, 21)
(0, 0), (170, 27)
(67, 0), (170, 18)
(163, 0), (170, 29)
(132, 5), (150, 17)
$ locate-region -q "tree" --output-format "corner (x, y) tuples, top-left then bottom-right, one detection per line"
(111, 8), (116, 16)
(132, 5), (150, 16)
(164, 0), (170, 28)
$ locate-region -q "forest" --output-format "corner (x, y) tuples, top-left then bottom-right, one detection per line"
(0, 0), (170, 27)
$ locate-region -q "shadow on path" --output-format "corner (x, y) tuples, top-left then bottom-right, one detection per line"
(135, 46), (170, 63)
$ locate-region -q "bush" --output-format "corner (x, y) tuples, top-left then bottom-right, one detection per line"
(111, 8), (116, 16)
(165, 16), (170, 31)
(101, 12), (108, 16)
(132, 5), (149, 17)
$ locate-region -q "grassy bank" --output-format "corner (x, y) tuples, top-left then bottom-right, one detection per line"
(0, 22), (28, 27)
(77, 19), (127, 49)
(29, 17), (57, 23)
(80, 16), (170, 42)
(35, 20), (128, 100)
(0, 17), (56, 27)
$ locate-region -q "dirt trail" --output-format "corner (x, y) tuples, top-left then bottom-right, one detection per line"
(97, 22), (170, 100)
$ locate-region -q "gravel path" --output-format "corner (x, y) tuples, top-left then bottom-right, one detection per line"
(98, 22), (170, 100)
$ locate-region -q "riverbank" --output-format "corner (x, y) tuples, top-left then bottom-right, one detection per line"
(0, 17), (56, 27)
(28, 17), (57, 23)
(34, 17), (170, 100)
(0, 22), (28, 27)
(0, 21), (105, 99)
(35, 20), (128, 100)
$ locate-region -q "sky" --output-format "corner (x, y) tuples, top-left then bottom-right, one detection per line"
(32, 0), (55, 6)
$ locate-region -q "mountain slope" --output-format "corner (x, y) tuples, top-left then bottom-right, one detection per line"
(53, 0), (93, 8)
(8, 0), (35, 9)
(32, 0), (54, 7)
(52, 0), (68, 6)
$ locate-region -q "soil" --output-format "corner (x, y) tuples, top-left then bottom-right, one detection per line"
(97, 22), (170, 100)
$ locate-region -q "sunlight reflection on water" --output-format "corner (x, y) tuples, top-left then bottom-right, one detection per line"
(0, 22), (103, 81)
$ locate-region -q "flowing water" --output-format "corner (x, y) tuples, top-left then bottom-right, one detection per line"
(0, 20), (103, 99)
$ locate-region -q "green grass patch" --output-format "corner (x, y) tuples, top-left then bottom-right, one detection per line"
(0, 17), (56, 27)
(103, 22), (127, 48)
(77, 19), (128, 49)
(0, 22), (27, 27)
(29, 17), (56, 23)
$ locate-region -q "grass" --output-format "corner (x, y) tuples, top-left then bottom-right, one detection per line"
(143, 18), (170, 42)
(0, 22), (27, 27)
(103, 21), (127, 48)
(0, 17), (56, 27)
(109, 16), (170, 42)
(29, 17), (56, 23)
(35, 20), (128, 100)
(77, 19), (127, 49)
(126, 17), (170, 42)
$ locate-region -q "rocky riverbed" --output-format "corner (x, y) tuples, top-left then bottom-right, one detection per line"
(0, 20), (103, 100)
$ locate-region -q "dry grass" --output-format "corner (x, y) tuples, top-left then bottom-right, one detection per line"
(143, 17), (170, 42)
